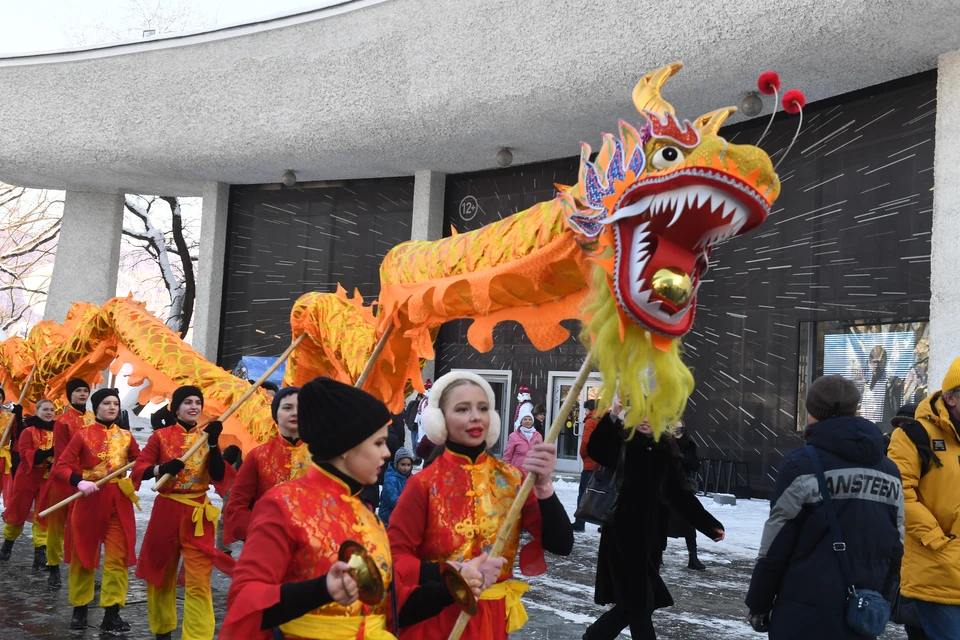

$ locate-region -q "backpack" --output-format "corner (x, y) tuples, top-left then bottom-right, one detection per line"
(888, 419), (943, 477)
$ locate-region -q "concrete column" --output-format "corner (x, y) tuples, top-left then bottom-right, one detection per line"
(191, 182), (229, 363)
(412, 170), (446, 242)
(411, 170), (446, 387)
(931, 50), (960, 390)
(44, 191), (124, 322)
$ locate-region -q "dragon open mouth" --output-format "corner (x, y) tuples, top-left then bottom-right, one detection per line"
(604, 168), (770, 337)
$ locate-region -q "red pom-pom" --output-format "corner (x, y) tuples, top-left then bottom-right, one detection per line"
(782, 89), (806, 114)
(757, 71), (781, 95)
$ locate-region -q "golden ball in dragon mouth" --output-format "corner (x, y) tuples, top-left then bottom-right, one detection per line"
(651, 268), (693, 306)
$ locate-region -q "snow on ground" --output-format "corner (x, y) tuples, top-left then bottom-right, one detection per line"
(512, 477), (907, 639)
(0, 435), (908, 639)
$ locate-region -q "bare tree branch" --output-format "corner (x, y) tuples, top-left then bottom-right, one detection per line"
(0, 223), (60, 260)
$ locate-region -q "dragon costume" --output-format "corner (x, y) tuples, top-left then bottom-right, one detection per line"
(0, 63), (780, 450)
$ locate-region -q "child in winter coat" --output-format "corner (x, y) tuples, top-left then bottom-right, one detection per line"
(502, 404), (544, 470)
(379, 447), (414, 528)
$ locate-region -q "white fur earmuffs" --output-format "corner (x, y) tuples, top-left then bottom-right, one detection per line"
(421, 371), (501, 448)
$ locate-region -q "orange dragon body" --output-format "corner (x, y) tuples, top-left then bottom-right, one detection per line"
(0, 63), (781, 451)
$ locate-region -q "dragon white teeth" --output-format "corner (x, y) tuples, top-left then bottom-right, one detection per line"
(636, 278), (647, 296)
(722, 200), (736, 219)
(667, 207), (683, 228)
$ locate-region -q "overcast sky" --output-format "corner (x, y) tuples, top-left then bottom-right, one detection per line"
(3, 0), (322, 55)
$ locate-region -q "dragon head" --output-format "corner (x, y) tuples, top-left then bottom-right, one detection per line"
(566, 62), (780, 341)
(564, 62), (781, 438)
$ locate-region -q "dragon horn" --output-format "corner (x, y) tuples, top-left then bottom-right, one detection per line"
(632, 62), (683, 115)
(694, 106), (738, 136)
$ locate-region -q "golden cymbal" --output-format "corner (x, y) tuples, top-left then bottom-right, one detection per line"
(338, 540), (385, 606)
(441, 562), (479, 616)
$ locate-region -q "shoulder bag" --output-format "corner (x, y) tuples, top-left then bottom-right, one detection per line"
(574, 441), (626, 525)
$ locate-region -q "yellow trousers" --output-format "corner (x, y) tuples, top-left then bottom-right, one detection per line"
(146, 493), (217, 639)
(3, 514), (47, 547)
(67, 513), (128, 608)
(147, 542), (214, 639)
(45, 516), (64, 566)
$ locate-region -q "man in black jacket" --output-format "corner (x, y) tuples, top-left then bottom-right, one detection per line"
(746, 375), (904, 639)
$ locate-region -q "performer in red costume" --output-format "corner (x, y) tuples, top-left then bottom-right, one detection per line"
(0, 388), (24, 506)
(52, 387), (141, 633)
(0, 399), (56, 569)
(38, 378), (92, 588)
(389, 371), (574, 639)
(131, 385), (235, 640)
(222, 377), (495, 640)
(222, 386), (308, 544)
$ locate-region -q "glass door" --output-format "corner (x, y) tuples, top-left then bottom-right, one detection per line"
(547, 371), (603, 472)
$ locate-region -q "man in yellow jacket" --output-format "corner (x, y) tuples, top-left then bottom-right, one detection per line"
(888, 356), (960, 639)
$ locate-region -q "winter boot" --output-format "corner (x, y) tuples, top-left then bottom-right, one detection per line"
(156, 633), (173, 640)
(47, 564), (61, 588)
(99, 604), (131, 634)
(69, 605), (87, 630)
(32, 545), (46, 570)
(687, 555), (706, 571)
(0, 539), (14, 561)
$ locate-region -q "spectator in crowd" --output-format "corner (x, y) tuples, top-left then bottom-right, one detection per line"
(584, 408), (723, 639)
(746, 375), (903, 639)
(665, 419), (705, 570)
(404, 390), (424, 455)
(416, 434), (439, 468)
(379, 447), (414, 528)
(888, 357), (960, 640)
(573, 398), (601, 532)
(533, 404), (547, 438)
(502, 404), (543, 470)
(885, 404), (928, 640)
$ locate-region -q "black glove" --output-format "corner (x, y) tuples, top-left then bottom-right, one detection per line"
(205, 421), (223, 447)
(12, 404), (22, 420)
(34, 448), (53, 463)
(748, 612), (770, 632)
(222, 444), (241, 466)
(158, 458), (186, 477)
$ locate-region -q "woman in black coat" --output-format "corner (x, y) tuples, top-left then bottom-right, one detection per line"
(665, 420), (706, 570)
(583, 413), (725, 640)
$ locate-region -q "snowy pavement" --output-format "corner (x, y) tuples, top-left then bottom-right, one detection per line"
(516, 477), (907, 639)
(0, 429), (909, 638)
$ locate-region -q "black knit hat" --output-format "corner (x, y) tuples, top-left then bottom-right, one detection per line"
(805, 375), (861, 421)
(297, 377), (391, 461)
(171, 386), (203, 416)
(271, 386), (299, 422)
(66, 379), (89, 400)
(91, 388), (120, 414)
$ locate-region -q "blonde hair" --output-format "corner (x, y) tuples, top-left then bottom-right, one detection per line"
(35, 399), (55, 411)
(580, 266), (694, 441)
(438, 378), (485, 413)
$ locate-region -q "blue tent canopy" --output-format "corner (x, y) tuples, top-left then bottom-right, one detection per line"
(230, 356), (286, 387)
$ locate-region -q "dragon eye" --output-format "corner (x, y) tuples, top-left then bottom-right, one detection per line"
(651, 146), (685, 170)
